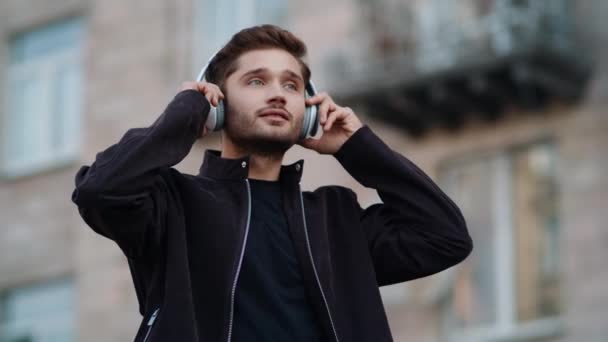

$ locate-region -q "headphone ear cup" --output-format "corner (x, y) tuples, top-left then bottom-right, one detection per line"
(300, 102), (319, 140)
(216, 99), (225, 130)
(307, 103), (319, 138)
(301, 91), (310, 140)
(205, 105), (218, 131)
(205, 99), (225, 131)
(300, 104), (312, 140)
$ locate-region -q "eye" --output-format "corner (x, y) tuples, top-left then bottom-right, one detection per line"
(247, 79), (264, 86)
(284, 83), (298, 91)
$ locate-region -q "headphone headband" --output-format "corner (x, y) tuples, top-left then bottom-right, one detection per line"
(197, 52), (217, 83)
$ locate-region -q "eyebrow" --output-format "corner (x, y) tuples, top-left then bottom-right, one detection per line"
(239, 67), (304, 84)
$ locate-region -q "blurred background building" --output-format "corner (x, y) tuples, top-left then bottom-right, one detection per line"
(0, 0), (606, 341)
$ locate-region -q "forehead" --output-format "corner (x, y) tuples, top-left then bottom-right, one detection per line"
(233, 49), (303, 77)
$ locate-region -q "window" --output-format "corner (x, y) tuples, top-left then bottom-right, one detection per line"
(0, 279), (75, 342)
(192, 0), (289, 74)
(438, 142), (562, 341)
(2, 17), (84, 179)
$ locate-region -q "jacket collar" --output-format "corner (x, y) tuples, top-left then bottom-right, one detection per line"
(198, 150), (304, 183)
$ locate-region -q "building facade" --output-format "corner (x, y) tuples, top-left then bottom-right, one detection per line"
(0, 0), (606, 341)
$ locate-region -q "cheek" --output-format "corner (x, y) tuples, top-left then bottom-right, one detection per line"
(225, 98), (253, 118)
(288, 95), (306, 114)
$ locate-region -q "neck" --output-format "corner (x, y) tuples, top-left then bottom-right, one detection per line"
(221, 140), (285, 181)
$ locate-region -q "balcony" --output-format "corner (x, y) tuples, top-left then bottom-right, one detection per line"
(328, 0), (590, 136)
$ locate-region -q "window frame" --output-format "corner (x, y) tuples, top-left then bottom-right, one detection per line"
(1, 17), (84, 180)
(437, 140), (564, 342)
(0, 278), (75, 342)
(191, 0), (290, 77)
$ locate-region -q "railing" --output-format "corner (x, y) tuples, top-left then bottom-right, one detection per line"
(329, 0), (575, 93)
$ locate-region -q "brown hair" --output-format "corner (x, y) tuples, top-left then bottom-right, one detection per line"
(205, 24), (311, 91)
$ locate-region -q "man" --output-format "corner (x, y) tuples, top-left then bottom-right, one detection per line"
(71, 25), (473, 342)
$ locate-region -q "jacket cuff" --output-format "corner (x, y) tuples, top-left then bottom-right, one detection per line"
(333, 125), (398, 182)
(172, 89), (210, 136)
(175, 89), (209, 115)
(334, 125), (380, 161)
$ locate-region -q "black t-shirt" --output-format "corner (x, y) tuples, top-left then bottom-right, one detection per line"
(232, 178), (326, 341)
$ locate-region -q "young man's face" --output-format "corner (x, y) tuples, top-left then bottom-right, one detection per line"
(222, 48), (307, 155)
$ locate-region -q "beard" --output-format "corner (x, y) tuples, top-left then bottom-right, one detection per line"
(223, 106), (301, 157)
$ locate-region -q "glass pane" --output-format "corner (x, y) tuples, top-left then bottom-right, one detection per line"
(203, 0), (288, 53)
(10, 17), (83, 63)
(441, 157), (497, 330)
(513, 144), (560, 321)
(5, 76), (46, 167)
(5, 78), (27, 161)
(254, 0), (288, 25)
(5, 17), (83, 174)
(1, 280), (74, 342)
(52, 64), (82, 152)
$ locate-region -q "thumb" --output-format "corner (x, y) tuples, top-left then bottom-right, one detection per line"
(298, 137), (320, 151)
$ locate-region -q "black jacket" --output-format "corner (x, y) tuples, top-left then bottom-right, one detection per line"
(71, 89), (473, 342)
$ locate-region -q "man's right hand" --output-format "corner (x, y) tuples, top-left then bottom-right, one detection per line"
(178, 81), (225, 138)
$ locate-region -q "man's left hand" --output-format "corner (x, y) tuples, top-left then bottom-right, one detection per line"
(298, 92), (363, 154)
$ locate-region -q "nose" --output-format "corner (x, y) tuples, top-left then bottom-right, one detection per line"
(266, 81), (286, 106)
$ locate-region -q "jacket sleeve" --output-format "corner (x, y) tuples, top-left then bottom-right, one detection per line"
(71, 89), (210, 259)
(333, 125), (473, 286)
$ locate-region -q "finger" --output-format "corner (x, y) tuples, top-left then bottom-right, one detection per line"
(205, 93), (214, 106)
(209, 83), (221, 94)
(196, 82), (206, 94)
(318, 100), (332, 124)
(307, 94), (325, 105)
(202, 83), (211, 95)
(327, 103), (337, 122)
(325, 109), (348, 131)
(200, 85), (213, 105)
(306, 92), (328, 105)
(324, 102), (338, 125)
(297, 137), (319, 151)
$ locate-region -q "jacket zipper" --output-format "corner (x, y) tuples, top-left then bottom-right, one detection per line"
(142, 308), (159, 342)
(226, 179), (252, 342)
(298, 187), (340, 342)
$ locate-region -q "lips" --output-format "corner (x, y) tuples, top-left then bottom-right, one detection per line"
(259, 108), (289, 121)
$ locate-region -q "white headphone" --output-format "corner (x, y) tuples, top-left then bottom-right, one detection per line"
(196, 50), (321, 140)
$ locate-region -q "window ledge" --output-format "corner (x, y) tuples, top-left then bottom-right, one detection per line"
(0, 154), (80, 182)
(448, 317), (565, 342)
